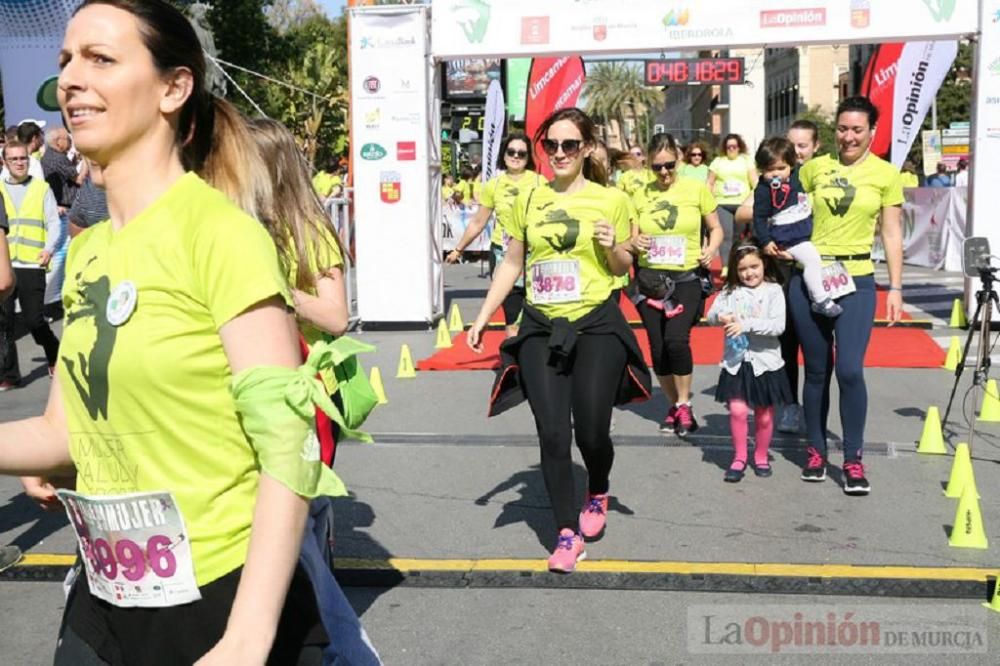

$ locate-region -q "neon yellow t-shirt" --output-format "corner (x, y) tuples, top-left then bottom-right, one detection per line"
(312, 171), (334, 198)
(799, 153), (904, 276)
(633, 178), (717, 272)
(442, 185), (454, 201)
(509, 180), (631, 321)
(900, 172), (919, 189)
(617, 168), (656, 197)
(285, 223), (344, 347)
(59, 172), (293, 587)
(480, 170), (542, 246)
(709, 154), (754, 205)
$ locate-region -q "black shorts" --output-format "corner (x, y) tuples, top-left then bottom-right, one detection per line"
(502, 286), (525, 325)
(60, 563), (327, 665)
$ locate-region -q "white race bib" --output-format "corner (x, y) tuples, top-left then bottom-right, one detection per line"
(722, 180), (745, 196)
(648, 235), (686, 266)
(58, 489), (201, 608)
(820, 261), (856, 300)
(531, 259), (581, 304)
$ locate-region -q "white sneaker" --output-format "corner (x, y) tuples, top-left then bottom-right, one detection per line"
(777, 403), (801, 434)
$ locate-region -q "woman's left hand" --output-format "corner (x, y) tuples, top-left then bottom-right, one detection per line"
(886, 289), (904, 326)
(698, 245), (715, 267)
(594, 221), (615, 249)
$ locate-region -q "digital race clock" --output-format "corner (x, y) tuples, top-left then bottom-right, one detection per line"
(644, 58), (745, 86)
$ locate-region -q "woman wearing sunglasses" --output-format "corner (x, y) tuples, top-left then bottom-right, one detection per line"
(679, 141), (711, 183)
(617, 145), (656, 198)
(446, 132), (541, 336)
(707, 133), (758, 264)
(467, 108), (650, 573)
(631, 134), (723, 435)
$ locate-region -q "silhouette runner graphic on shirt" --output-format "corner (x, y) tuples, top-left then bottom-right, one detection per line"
(62, 256), (117, 420)
(820, 174), (857, 218)
(537, 208), (581, 253)
(650, 199), (679, 231)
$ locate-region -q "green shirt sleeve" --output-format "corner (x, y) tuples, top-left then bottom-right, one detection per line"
(881, 165), (905, 208)
(611, 191), (631, 243)
(479, 177), (497, 210)
(698, 181), (718, 214)
(509, 188), (530, 242)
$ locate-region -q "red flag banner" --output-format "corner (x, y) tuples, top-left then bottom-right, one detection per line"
(861, 43), (905, 160)
(524, 56), (586, 179)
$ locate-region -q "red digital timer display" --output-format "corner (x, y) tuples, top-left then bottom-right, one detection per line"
(644, 58), (745, 86)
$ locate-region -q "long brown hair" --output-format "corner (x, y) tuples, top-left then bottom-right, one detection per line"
(74, 0), (252, 196)
(724, 241), (782, 292)
(247, 119), (343, 292)
(532, 107), (608, 186)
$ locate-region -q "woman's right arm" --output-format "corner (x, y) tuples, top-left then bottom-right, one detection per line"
(467, 239), (524, 352)
(445, 205), (494, 263)
(0, 376), (73, 475)
(706, 171), (717, 194)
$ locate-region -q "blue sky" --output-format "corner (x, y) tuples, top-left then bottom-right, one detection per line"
(317, 0), (347, 17)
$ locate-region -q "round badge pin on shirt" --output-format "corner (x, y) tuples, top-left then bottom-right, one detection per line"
(106, 281), (138, 326)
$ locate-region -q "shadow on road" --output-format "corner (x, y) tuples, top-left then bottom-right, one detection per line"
(0, 492), (68, 551)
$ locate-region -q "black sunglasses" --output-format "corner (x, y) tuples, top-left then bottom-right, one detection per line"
(505, 149), (528, 159)
(651, 161), (677, 172)
(689, 152), (703, 157)
(541, 139), (583, 157)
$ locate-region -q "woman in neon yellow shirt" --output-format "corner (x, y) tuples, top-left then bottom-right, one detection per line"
(0, 2), (342, 662)
(707, 133), (758, 262)
(446, 132), (542, 336)
(790, 96), (904, 496)
(631, 133), (722, 436)
(467, 108), (651, 574)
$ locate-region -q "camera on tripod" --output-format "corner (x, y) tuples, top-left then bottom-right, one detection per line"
(963, 236), (998, 280)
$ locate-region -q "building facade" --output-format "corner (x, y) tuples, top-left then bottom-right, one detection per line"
(764, 45), (849, 137)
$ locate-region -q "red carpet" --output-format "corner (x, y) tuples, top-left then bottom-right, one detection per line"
(417, 326), (944, 371)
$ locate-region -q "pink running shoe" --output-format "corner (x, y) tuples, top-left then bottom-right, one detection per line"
(674, 403), (699, 436)
(579, 492), (609, 540)
(547, 528), (586, 573)
(660, 405), (679, 433)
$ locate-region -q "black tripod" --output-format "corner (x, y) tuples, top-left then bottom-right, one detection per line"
(942, 267), (1000, 450)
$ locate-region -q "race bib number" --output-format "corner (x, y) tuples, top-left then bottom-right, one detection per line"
(58, 490), (201, 608)
(722, 180), (745, 196)
(531, 259), (581, 304)
(648, 235), (686, 266)
(821, 261), (856, 300)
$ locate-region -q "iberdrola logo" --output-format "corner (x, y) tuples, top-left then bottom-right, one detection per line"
(662, 8), (690, 28)
(922, 0), (956, 22)
(452, 0), (491, 44)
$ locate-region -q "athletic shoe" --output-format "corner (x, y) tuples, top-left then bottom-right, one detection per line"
(0, 381), (16, 392)
(800, 446), (827, 482)
(777, 403), (801, 434)
(811, 298), (843, 318)
(547, 528), (586, 573)
(842, 461), (871, 495)
(674, 403), (699, 436)
(0, 545), (22, 573)
(659, 405), (679, 433)
(579, 492), (609, 540)
(724, 461), (746, 483)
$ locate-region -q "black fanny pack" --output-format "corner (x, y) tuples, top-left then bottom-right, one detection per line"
(635, 267), (699, 300)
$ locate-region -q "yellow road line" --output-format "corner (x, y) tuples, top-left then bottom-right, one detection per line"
(18, 555), (996, 582)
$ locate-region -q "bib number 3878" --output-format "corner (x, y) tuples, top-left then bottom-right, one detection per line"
(531, 259), (581, 304)
(820, 261), (856, 300)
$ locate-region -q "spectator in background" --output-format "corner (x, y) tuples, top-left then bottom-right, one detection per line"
(0, 140), (63, 388)
(41, 127), (84, 211)
(679, 141), (711, 183)
(67, 159), (108, 238)
(900, 160), (921, 189)
(926, 162), (953, 187)
(954, 158), (969, 187)
(1, 122), (45, 181)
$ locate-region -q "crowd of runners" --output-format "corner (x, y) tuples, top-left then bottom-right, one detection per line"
(0, 0), (908, 662)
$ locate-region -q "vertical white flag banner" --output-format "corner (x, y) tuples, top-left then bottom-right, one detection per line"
(350, 6), (436, 323)
(0, 1), (77, 127)
(481, 80), (505, 183)
(889, 40), (958, 168)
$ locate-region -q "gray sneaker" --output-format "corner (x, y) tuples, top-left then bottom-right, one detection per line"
(777, 403), (801, 434)
(0, 545), (23, 573)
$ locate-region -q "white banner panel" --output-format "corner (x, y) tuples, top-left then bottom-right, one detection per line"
(431, 0), (976, 59)
(968, 1), (1000, 318)
(350, 7), (437, 323)
(0, 0), (77, 127)
(873, 188), (966, 271)
(442, 203), (491, 252)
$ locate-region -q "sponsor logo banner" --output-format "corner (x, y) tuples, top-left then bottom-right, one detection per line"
(397, 141), (417, 161)
(362, 76), (381, 94)
(760, 8), (826, 28)
(361, 143), (387, 160)
(380, 171), (401, 204)
(524, 56), (586, 179)
(521, 16), (550, 45)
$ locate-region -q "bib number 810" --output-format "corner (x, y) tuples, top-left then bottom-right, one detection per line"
(822, 273), (849, 292)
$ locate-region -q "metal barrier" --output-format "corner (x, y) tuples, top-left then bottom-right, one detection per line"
(324, 189), (359, 329)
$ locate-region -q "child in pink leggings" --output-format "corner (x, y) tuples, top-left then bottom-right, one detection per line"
(706, 242), (793, 481)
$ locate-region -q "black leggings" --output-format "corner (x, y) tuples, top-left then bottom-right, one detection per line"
(775, 260), (800, 402)
(518, 333), (627, 531)
(637, 279), (703, 377)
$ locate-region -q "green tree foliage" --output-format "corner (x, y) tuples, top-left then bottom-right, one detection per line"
(584, 61), (663, 149)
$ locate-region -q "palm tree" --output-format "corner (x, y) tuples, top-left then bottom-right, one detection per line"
(584, 61), (663, 149)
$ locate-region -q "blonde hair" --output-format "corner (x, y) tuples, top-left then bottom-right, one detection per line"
(246, 118), (342, 292)
(200, 100), (272, 223)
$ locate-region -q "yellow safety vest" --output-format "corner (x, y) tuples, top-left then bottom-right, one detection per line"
(1, 178), (49, 265)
